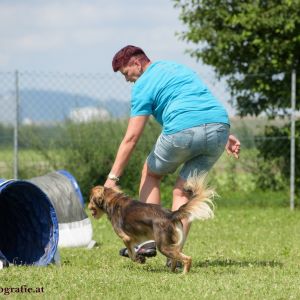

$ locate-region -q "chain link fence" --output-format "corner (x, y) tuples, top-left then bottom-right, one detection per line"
(0, 70), (298, 207)
(0, 71), (132, 176)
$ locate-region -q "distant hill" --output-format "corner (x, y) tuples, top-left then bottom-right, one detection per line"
(0, 89), (130, 125)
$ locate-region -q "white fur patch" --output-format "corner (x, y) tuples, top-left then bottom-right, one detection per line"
(175, 222), (184, 246)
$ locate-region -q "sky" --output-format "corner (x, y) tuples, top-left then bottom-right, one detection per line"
(0, 0), (234, 114)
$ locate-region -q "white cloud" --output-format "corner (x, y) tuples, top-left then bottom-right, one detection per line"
(16, 34), (64, 51)
(0, 0), (234, 114)
(0, 0), (182, 54)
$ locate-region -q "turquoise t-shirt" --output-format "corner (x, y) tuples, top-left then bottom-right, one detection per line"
(130, 61), (229, 134)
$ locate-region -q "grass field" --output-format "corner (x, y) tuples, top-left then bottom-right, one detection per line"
(1, 207), (300, 299)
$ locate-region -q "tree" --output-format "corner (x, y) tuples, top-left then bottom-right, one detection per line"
(173, 0), (300, 116)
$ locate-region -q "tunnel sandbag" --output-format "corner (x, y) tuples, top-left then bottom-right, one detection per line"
(29, 171), (93, 248)
(0, 179), (59, 266)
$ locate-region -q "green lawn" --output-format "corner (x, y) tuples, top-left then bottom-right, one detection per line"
(1, 207), (300, 299)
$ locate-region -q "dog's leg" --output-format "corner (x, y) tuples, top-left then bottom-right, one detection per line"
(168, 252), (191, 274)
(159, 245), (192, 274)
(114, 229), (145, 263)
(170, 259), (178, 272)
(155, 222), (190, 273)
(123, 241), (135, 260)
(178, 253), (192, 274)
(123, 241), (146, 264)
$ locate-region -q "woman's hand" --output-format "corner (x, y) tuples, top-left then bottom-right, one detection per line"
(225, 134), (241, 159)
(104, 178), (118, 189)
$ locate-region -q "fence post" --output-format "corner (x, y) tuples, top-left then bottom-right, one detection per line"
(14, 70), (19, 179)
(290, 69), (296, 210)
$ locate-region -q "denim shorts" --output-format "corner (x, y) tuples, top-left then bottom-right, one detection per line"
(147, 123), (230, 180)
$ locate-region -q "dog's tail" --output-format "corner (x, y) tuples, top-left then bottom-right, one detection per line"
(171, 174), (216, 223)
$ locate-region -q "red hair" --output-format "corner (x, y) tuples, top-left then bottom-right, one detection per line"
(112, 45), (150, 72)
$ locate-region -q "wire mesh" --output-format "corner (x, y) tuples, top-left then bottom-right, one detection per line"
(0, 70), (297, 206)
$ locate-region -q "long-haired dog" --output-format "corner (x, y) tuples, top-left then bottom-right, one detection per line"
(88, 175), (215, 274)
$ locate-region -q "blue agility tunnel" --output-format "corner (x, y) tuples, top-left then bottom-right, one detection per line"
(0, 170), (92, 267)
(0, 179), (59, 266)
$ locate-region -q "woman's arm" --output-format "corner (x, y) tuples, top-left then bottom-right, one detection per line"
(104, 115), (149, 187)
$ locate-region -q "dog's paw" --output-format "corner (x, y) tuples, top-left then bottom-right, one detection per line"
(135, 255), (146, 264)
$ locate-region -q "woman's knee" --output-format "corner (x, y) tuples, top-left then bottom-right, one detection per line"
(142, 162), (163, 180)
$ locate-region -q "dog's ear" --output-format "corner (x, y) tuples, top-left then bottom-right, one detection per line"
(90, 186), (105, 207)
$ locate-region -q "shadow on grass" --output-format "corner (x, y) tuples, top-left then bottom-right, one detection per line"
(194, 259), (283, 268)
(125, 258), (283, 274)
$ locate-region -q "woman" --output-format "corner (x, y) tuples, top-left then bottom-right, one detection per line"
(104, 45), (240, 259)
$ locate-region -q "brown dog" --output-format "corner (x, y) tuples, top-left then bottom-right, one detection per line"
(88, 175), (215, 274)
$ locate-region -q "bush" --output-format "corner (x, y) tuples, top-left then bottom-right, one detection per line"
(15, 118), (294, 207)
(0, 124), (13, 146)
(256, 121), (300, 198)
(57, 119), (162, 199)
(17, 119), (178, 202)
